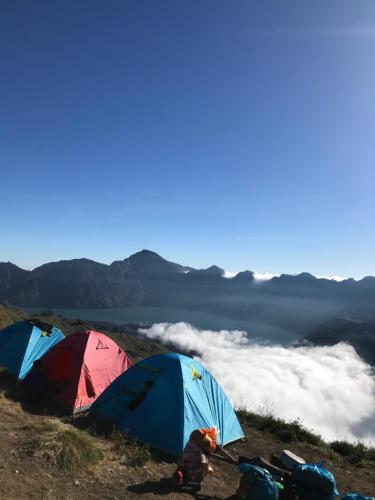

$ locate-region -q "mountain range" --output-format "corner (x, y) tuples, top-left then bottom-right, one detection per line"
(1, 250), (375, 337)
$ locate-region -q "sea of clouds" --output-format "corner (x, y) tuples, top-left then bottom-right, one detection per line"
(140, 322), (375, 445)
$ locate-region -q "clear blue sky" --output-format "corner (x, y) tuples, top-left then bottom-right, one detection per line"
(1, 1), (374, 277)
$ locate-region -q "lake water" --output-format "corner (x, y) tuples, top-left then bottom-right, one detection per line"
(27, 306), (297, 344)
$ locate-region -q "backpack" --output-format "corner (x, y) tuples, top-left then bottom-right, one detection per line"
(237, 464), (279, 500)
(293, 463), (339, 500)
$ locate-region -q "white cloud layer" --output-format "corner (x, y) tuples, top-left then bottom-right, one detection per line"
(222, 270), (279, 280)
(316, 275), (348, 282)
(253, 271), (279, 281)
(222, 271), (237, 279)
(222, 271), (348, 282)
(140, 323), (375, 445)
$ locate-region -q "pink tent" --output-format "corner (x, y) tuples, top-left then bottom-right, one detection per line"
(41, 329), (132, 413)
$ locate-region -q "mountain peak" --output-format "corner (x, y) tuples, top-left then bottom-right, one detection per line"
(233, 270), (255, 281)
(124, 249), (190, 276)
(129, 249), (163, 260)
(206, 265), (225, 275)
(275, 272), (316, 282)
(360, 276), (375, 283)
(0, 261), (25, 270)
(296, 272), (316, 280)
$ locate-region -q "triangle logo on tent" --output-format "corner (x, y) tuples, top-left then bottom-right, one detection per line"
(191, 367), (202, 380)
(96, 340), (109, 350)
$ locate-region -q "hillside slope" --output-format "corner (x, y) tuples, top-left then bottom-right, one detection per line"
(0, 374), (374, 499)
(0, 302), (25, 327)
(0, 305), (374, 498)
(307, 317), (375, 367)
(0, 303), (168, 365)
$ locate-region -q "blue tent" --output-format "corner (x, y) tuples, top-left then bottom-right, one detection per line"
(0, 320), (65, 380)
(91, 352), (244, 455)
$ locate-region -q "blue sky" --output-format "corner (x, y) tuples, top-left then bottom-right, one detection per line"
(1, 1), (374, 277)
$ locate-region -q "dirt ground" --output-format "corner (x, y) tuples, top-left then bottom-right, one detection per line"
(0, 385), (374, 500)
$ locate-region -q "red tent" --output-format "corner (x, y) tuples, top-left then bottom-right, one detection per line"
(41, 329), (132, 413)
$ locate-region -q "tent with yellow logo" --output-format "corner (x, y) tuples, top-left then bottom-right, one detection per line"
(91, 352), (244, 455)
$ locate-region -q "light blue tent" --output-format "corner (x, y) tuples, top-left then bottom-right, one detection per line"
(91, 352), (244, 455)
(0, 320), (65, 380)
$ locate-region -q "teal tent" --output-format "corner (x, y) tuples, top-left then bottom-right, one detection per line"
(91, 352), (244, 455)
(0, 320), (64, 380)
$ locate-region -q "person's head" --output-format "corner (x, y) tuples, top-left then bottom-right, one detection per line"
(191, 428), (217, 453)
(201, 427), (217, 452)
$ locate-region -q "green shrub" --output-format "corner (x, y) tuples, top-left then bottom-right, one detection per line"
(37, 423), (103, 474)
(238, 409), (323, 446)
(238, 408), (375, 465)
(111, 428), (151, 466)
(330, 440), (355, 457)
(330, 440), (375, 464)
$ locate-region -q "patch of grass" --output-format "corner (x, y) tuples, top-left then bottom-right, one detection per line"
(111, 428), (151, 467)
(237, 408), (323, 446)
(238, 408), (375, 466)
(36, 421), (103, 475)
(330, 440), (375, 464)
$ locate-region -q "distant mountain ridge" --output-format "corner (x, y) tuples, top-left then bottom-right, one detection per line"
(306, 317), (375, 367)
(1, 249), (375, 335)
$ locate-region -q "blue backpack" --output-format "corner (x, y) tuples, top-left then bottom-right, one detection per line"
(238, 463), (279, 500)
(342, 495), (374, 500)
(293, 463), (339, 500)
